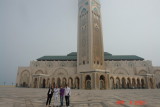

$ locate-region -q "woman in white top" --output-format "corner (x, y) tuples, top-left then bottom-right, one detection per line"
(53, 86), (59, 107)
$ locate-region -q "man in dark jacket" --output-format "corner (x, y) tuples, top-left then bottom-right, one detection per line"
(46, 86), (53, 107)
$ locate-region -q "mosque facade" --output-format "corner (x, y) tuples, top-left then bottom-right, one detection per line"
(16, 0), (160, 89)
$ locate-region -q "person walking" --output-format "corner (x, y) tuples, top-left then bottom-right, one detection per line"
(46, 86), (53, 107)
(53, 85), (59, 107)
(60, 86), (65, 106)
(65, 84), (71, 107)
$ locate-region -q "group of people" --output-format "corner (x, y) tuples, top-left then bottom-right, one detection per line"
(46, 84), (71, 107)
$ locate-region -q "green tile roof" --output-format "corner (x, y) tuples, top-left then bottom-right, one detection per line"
(37, 52), (144, 61)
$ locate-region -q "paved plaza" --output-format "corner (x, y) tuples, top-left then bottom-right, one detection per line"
(0, 87), (160, 107)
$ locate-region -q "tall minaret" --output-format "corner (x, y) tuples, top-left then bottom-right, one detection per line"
(77, 0), (105, 73)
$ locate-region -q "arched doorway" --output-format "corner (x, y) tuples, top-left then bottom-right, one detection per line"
(141, 79), (145, 89)
(137, 78), (140, 89)
(110, 77), (114, 89)
(116, 77), (120, 89)
(42, 79), (46, 88)
(75, 77), (80, 89)
(127, 78), (131, 89)
(68, 77), (73, 89)
(22, 82), (26, 87)
(62, 78), (67, 87)
(122, 78), (126, 89)
(51, 78), (55, 88)
(100, 75), (105, 89)
(57, 78), (61, 88)
(158, 82), (160, 88)
(132, 78), (136, 89)
(47, 78), (50, 88)
(85, 75), (91, 89)
(34, 78), (38, 88)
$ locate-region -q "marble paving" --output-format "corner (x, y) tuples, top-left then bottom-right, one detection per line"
(0, 87), (160, 107)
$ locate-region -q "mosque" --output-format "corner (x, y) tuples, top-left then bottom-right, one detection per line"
(16, 0), (160, 89)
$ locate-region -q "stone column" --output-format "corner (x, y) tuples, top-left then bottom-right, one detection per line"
(152, 76), (156, 89)
(106, 73), (110, 89)
(92, 72), (98, 90)
(145, 76), (149, 89)
(81, 73), (85, 89)
(31, 77), (34, 88)
(37, 76), (40, 88)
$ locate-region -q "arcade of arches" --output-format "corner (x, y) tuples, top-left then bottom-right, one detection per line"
(20, 71), (156, 90)
(110, 77), (148, 89)
(18, 68), (157, 90)
(32, 77), (80, 89)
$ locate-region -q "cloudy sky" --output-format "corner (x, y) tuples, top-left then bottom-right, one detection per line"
(0, 0), (160, 85)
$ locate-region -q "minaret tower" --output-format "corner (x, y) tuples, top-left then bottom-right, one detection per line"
(77, 0), (105, 73)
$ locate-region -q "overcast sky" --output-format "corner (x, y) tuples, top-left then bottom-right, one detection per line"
(0, 0), (160, 85)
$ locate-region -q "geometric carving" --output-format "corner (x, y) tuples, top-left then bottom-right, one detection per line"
(35, 70), (43, 74)
(53, 68), (68, 76)
(113, 68), (129, 75)
(138, 70), (147, 75)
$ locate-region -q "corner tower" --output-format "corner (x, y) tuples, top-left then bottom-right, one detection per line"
(77, 0), (105, 73)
